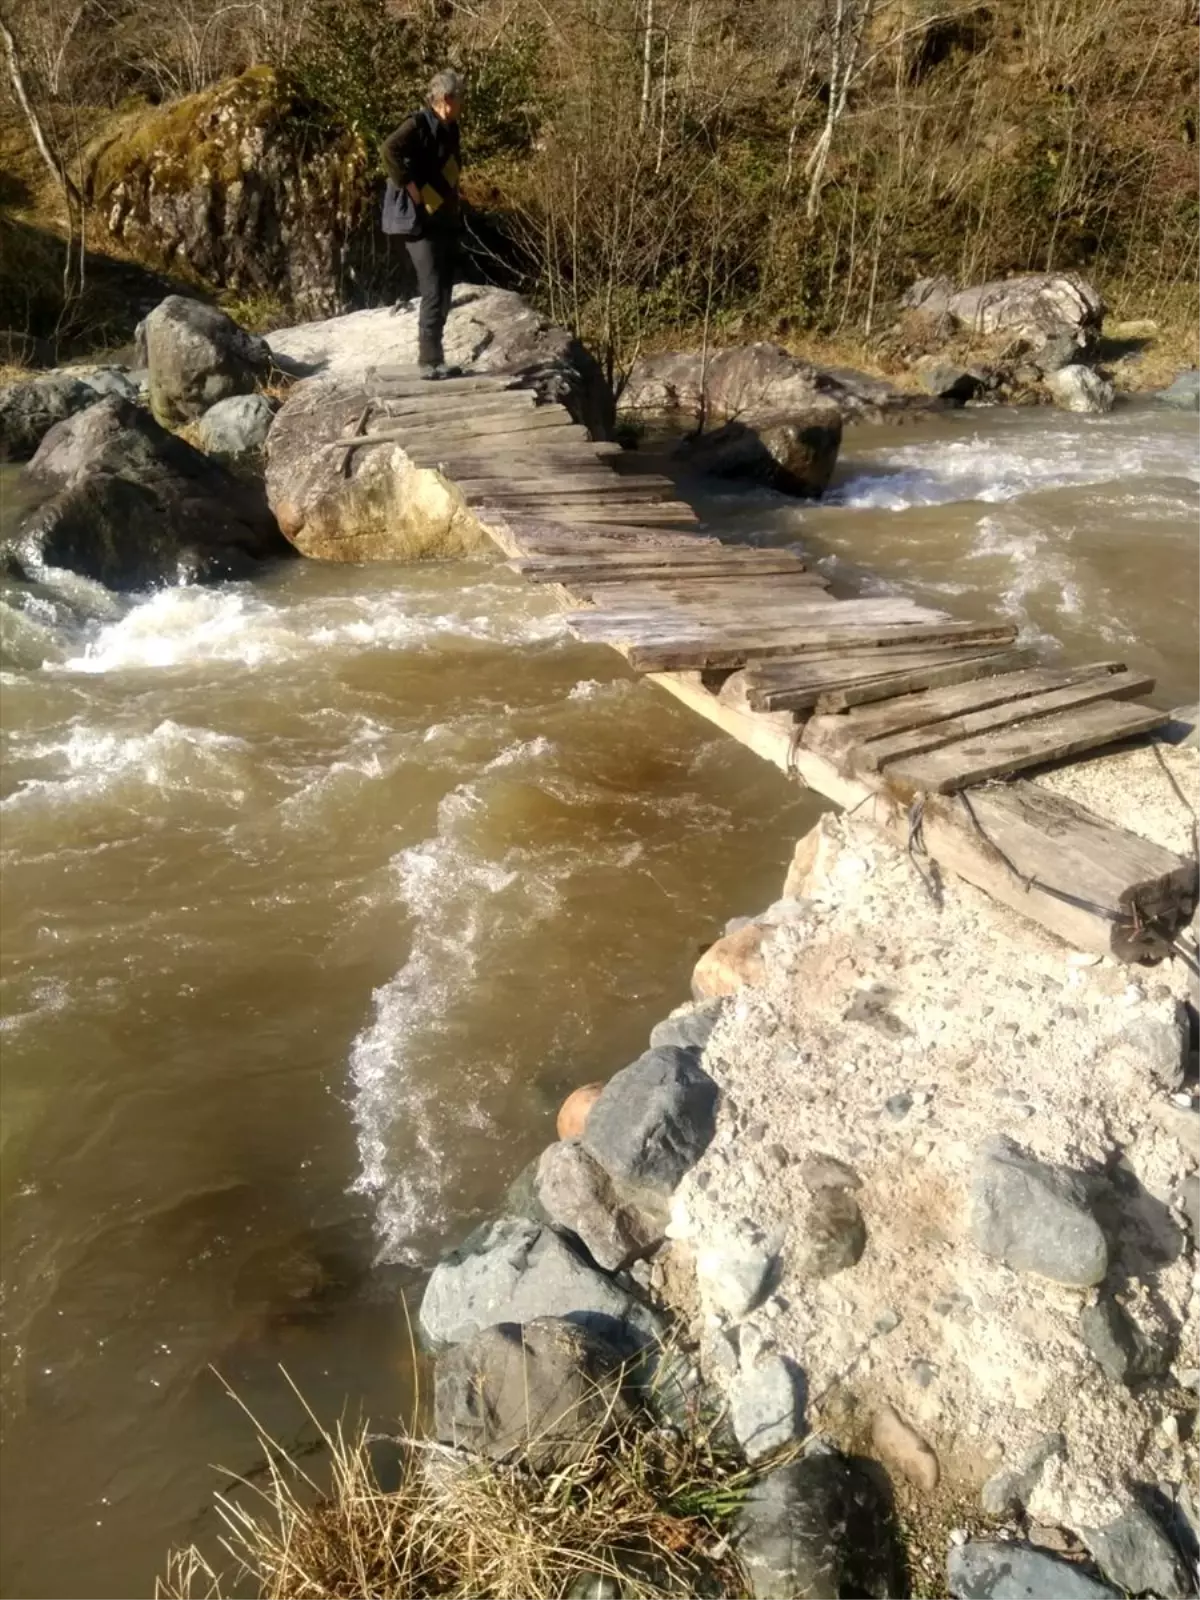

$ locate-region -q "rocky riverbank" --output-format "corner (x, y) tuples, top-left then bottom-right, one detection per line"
(410, 721), (1200, 1599)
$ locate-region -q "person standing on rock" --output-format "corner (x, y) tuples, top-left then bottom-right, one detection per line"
(381, 70), (464, 378)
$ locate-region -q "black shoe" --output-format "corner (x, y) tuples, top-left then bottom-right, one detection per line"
(417, 361), (441, 379)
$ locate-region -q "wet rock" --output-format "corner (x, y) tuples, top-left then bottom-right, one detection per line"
(793, 1186), (866, 1280)
(697, 1236), (775, 1320)
(1079, 1300), (1166, 1386)
(433, 1316), (630, 1469)
(649, 997), (726, 1054)
(735, 1445), (894, 1600)
(418, 1217), (663, 1350)
(969, 1136), (1108, 1287)
(1156, 371), (1200, 411)
(0, 374), (98, 461)
(673, 410), (842, 499)
(582, 1045), (718, 1196)
(729, 1354), (804, 1463)
(535, 1140), (664, 1272)
(196, 392), (276, 457)
(1077, 1504), (1189, 1599)
(8, 396), (282, 589)
(557, 1082), (605, 1141)
(143, 296), (270, 426)
(871, 1403), (939, 1492)
(692, 922), (767, 1000)
(948, 1541), (1119, 1599)
(981, 1432), (1066, 1516)
(1045, 364), (1114, 414)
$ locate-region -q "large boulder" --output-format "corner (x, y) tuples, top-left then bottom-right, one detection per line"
(1045, 364), (1114, 414)
(142, 297), (270, 426)
(6, 396), (284, 589)
(0, 375), (103, 461)
(535, 1140), (664, 1272)
(268, 287), (614, 439)
(900, 272), (1105, 355)
(433, 1317), (630, 1469)
(581, 1045), (719, 1196)
(86, 67), (375, 319)
(264, 373), (493, 562)
(418, 1217), (663, 1351)
(674, 413), (841, 498)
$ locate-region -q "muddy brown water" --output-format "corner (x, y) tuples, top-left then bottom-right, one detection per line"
(1, 401), (1196, 1597)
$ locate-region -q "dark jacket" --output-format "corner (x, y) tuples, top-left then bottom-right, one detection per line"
(381, 106), (461, 238)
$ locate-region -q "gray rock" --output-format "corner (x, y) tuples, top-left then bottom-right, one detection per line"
(433, 1317), (629, 1469)
(535, 1140), (664, 1272)
(674, 410), (843, 499)
(1151, 1099), (1200, 1162)
(901, 276), (956, 318)
(729, 1354), (805, 1463)
(981, 1433), (1066, 1516)
(734, 1446), (892, 1600)
(648, 997), (726, 1053)
(501, 1157), (551, 1226)
(8, 396), (282, 590)
(1156, 370), (1200, 411)
(697, 1237), (775, 1319)
(948, 1541), (1118, 1599)
(793, 1185), (866, 1280)
(196, 392), (276, 457)
(1077, 1504), (1189, 1599)
(1126, 1011), (1189, 1092)
(970, 1137), (1108, 1287)
(915, 362), (987, 402)
(75, 366), (141, 402)
(1080, 1300), (1166, 1386)
(1045, 364), (1115, 414)
(0, 375), (98, 461)
(418, 1217), (663, 1351)
(929, 273), (1105, 350)
(582, 1045), (718, 1196)
(1037, 331), (1087, 373)
(143, 296), (270, 426)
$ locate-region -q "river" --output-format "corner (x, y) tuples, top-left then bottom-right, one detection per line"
(0, 400), (1196, 1597)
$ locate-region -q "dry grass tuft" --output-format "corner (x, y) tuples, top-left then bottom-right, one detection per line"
(158, 1364), (760, 1600)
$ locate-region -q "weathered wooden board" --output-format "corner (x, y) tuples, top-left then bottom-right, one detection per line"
(842, 669), (1155, 776)
(373, 409), (589, 442)
(457, 472), (675, 495)
(739, 648), (1031, 712)
(514, 546), (805, 573)
(363, 391), (537, 421)
(624, 621), (1020, 672)
(516, 561), (813, 588)
(514, 503), (700, 527)
(883, 698), (1169, 794)
(567, 598), (945, 641)
(569, 575), (832, 601)
(805, 661), (1132, 758)
(465, 487), (676, 511)
(652, 670), (1195, 961)
(366, 368), (519, 393)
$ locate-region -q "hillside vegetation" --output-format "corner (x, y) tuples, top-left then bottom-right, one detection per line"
(2, 0), (1197, 370)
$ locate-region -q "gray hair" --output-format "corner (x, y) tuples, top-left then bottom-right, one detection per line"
(428, 69), (463, 103)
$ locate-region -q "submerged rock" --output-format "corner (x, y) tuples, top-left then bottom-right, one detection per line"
(418, 1217), (663, 1350)
(947, 1541), (1118, 1599)
(969, 1136), (1108, 1287)
(433, 1316), (630, 1468)
(735, 1445), (895, 1600)
(7, 396), (282, 589)
(581, 1045), (718, 1196)
(673, 410), (842, 499)
(142, 296), (270, 426)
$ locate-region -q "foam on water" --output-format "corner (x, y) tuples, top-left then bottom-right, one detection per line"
(54, 575), (564, 675)
(829, 416), (1200, 511)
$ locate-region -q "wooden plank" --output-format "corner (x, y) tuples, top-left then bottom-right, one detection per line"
(464, 485), (672, 507)
(739, 649), (1030, 712)
(456, 472), (675, 494)
(407, 441), (625, 463)
(365, 408), (585, 442)
(523, 504), (700, 527)
(883, 699), (1170, 794)
(366, 368), (520, 393)
(362, 391), (538, 421)
(567, 598), (944, 640)
(806, 662), (1132, 759)
(843, 669), (1155, 775)
(624, 621), (1019, 672)
(567, 573), (829, 597)
(650, 670), (1195, 962)
(514, 549), (807, 577)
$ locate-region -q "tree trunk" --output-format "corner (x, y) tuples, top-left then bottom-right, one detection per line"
(0, 14), (82, 207)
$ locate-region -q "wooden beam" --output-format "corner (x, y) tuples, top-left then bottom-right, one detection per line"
(739, 649), (1033, 712)
(625, 621), (1019, 672)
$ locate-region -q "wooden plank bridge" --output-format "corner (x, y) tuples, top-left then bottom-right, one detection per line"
(355, 366), (1198, 963)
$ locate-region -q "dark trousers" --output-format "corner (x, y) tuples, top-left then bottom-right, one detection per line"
(405, 232), (457, 366)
